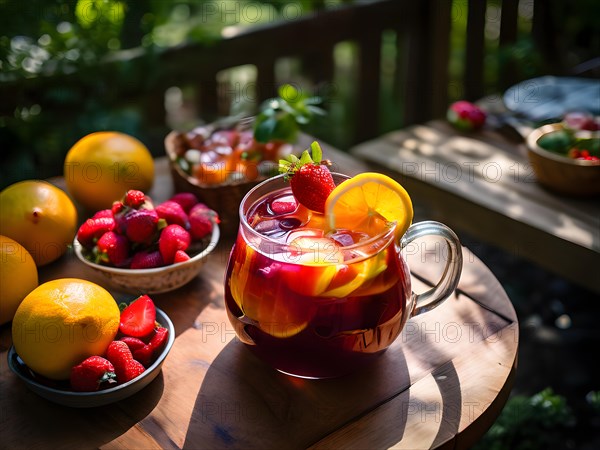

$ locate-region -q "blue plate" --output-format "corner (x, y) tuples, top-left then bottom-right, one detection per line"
(504, 76), (600, 122)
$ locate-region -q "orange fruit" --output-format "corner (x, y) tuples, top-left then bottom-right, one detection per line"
(0, 236), (38, 325)
(64, 131), (154, 211)
(0, 180), (78, 266)
(11, 278), (120, 380)
(324, 172), (414, 241)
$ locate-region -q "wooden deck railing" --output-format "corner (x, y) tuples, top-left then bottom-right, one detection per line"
(2, 0), (560, 149)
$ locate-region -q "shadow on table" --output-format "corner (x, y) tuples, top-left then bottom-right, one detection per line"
(181, 336), (463, 449)
(1, 369), (165, 448)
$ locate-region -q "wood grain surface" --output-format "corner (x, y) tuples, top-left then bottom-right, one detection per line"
(350, 120), (600, 294)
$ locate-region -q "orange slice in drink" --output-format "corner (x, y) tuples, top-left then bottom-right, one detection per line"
(229, 244), (312, 338)
(324, 173), (413, 241)
(321, 249), (389, 298)
(284, 236), (343, 297)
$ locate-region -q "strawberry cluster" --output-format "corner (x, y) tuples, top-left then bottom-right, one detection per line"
(70, 295), (169, 392)
(77, 190), (219, 269)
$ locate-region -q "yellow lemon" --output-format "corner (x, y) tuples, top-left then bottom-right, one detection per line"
(0, 180), (78, 266)
(64, 131), (155, 211)
(11, 278), (120, 380)
(324, 172), (414, 241)
(0, 236), (38, 325)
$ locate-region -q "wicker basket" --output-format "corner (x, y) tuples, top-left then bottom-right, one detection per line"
(164, 129), (269, 237)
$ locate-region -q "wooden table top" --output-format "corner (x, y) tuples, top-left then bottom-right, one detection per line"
(350, 120), (600, 294)
(0, 143), (518, 449)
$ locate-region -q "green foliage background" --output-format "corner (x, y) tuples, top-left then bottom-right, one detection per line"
(1, 0), (597, 190)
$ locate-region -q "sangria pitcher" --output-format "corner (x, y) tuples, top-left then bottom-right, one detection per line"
(224, 145), (462, 378)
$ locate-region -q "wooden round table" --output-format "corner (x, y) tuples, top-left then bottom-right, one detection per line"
(0, 155), (518, 449)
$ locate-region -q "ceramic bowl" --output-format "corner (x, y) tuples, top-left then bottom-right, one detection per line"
(73, 222), (220, 294)
(7, 307), (175, 408)
(526, 123), (600, 196)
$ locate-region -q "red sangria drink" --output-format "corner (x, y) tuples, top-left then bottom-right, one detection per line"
(224, 143), (462, 378)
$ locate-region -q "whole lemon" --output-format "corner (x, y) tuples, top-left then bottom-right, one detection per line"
(11, 278), (120, 380)
(0, 180), (78, 266)
(64, 131), (155, 211)
(0, 236), (38, 325)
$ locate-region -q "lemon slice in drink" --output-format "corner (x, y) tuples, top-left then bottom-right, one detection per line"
(324, 173), (413, 241)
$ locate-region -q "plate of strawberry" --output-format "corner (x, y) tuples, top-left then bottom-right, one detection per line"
(8, 295), (175, 408)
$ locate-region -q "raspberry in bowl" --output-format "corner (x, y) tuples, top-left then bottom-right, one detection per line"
(73, 190), (220, 294)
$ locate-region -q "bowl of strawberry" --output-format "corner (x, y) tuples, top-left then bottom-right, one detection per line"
(8, 295), (175, 408)
(73, 190), (220, 294)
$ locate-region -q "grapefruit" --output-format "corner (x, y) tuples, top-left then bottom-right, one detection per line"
(0, 236), (39, 325)
(11, 278), (120, 380)
(64, 131), (154, 211)
(0, 180), (78, 266)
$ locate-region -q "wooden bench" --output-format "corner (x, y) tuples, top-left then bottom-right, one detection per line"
(350, 120), (600, 294)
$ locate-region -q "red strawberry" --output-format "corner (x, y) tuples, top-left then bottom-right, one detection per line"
(188, 204), (217, 240)
(189, 202), (211, 214)
(77, 216), (116, 249)
(96, 231), (129, 267)
(92, 209), (113, 219)
(119, 295), (157, 337)
(174, 249), (191, 263)
(130, 250), (164, 269)
(106, 341), (145, 383)
(121, 209), (159, 244)
(156, 200), (189, 228)
(70, 356), (117, 392)
(120, 336), (147, 353)
(447, 100), (486, 131)
(124, 190), (147, 208)
(112, 200), (125, 216)
(159, 224), (191, 264)
(169, 192), (199, 213)
(279, 142), (335, 213)
(133, 327), (169, 368)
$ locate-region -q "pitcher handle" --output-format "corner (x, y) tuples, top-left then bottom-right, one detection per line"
(400, 221), (463, 316)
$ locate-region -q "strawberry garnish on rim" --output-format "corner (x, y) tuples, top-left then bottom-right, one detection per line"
(279, 141), (335, 213)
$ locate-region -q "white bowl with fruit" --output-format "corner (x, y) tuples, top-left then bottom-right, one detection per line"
(9, 282), (175, 407)
(73, 190), (220, 294)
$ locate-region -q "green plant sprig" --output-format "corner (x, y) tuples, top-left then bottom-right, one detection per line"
(253, 84), (325, 144)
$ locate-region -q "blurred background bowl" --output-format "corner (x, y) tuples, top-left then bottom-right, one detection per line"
(73, 221), (219, 294)
(526, 123), (600, 197)
(165, 129), (265, 237)
(8, 306), (175, 408)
